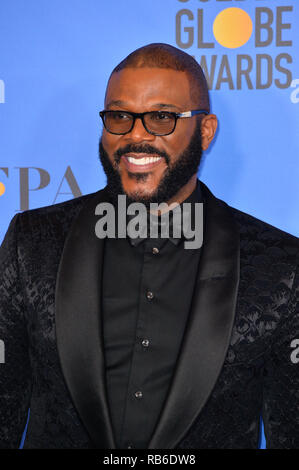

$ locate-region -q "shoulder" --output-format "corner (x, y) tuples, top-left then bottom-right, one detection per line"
(200, 180), (299, 257)
(16, 191), (100, 235)
(228, 204), (298, 245)
(4, 191), (105, 253)
(227, 204), (299, 271)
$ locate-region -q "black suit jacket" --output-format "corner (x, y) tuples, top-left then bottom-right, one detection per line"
(0, 181), (298, 449)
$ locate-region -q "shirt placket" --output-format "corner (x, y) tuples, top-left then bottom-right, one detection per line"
(119, 237), (167, 449)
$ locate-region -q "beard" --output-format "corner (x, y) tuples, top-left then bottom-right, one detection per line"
(98, 122), (203, 207)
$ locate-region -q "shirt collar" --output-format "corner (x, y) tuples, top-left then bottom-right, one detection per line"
(127, 179), (202, 247)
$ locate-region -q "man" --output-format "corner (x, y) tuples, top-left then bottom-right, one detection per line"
(0, 43), (298, 449)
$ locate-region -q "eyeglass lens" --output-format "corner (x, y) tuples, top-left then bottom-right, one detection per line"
(103, 111), (176, 135)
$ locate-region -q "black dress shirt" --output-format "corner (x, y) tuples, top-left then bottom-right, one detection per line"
(101, 181), (203, 449)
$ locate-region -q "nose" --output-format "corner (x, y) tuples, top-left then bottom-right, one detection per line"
(124, 116), (156, 143)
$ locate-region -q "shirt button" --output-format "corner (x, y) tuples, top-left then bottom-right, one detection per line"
(152, 247), (159, 254)
(141, 339), (150, 347)
(135, 390), (143, 399)
(146, 291), (154, 300)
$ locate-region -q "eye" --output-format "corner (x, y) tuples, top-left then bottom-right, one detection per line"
(150, 112), (172, 121)
(110, 111), (131, 121)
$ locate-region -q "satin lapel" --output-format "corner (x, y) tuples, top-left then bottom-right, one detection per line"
(55, 187), (116, 449)
(148, 181), (240, 449)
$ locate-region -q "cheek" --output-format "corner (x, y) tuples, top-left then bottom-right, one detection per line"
(166, 119), (196, 153)
(101, 132), (111, 147)
(102, 132), (122, 158)
(164, 133), (192, 161)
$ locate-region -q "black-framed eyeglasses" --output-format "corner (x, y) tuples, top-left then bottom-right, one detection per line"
(99, 109), (209, 136)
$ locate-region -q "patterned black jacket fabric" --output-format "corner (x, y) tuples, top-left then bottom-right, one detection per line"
(0, 181), (298, 449)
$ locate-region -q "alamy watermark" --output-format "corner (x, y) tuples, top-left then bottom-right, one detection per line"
(0, 340), (4, 364)
(95, 195), (203, 249)
(290, 338), (299, 364)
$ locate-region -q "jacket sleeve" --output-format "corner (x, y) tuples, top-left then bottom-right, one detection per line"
(0, 215), (32, 448)
(262, 262), (299, 448)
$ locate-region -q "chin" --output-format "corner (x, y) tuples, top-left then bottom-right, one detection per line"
(120, 182), (158, 204)
(125, 188), (155, 202)
(122, 178), (159, 198)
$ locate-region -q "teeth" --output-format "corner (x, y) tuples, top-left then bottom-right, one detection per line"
(127, 156), (162, 165)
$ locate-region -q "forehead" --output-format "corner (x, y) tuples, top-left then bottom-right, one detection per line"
(105, 67), (192, 110)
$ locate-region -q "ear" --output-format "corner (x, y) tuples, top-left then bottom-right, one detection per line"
(201, 114), (218, 151)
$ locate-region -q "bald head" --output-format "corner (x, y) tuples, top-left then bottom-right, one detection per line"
(108, 43), (210, 112)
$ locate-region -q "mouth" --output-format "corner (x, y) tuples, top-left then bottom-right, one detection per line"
(121, 153), (164, 172)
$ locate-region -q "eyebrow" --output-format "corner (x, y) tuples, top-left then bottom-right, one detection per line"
(153, 103), (181, 111)
(106, 100), (127, 108)
(106, 100), (181, 111)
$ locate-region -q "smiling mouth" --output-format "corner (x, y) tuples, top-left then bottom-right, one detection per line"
(121, 153), (164, 171)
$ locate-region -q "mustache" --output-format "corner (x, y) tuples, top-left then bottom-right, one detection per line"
(113, 144), (170, 165)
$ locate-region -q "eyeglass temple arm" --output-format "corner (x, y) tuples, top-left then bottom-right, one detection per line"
(177, 110), (209, 118)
